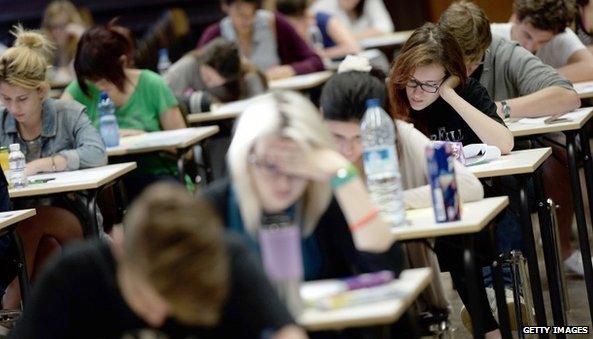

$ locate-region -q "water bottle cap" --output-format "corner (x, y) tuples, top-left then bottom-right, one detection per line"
(9, 143), (20, 152)
(365, 98), (381, 108)
(99, 92), (108, 101)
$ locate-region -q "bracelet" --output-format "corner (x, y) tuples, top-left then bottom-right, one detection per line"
(349, 208), (380, 232)
(330, 164), (358, 190)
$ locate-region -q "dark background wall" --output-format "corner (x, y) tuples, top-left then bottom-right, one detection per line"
(0, 0), (513, 64)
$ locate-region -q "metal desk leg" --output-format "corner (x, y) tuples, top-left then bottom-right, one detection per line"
(200, 140), (214, 183)
(516, 175), (548, 332)
(463, 234), (485, 338)
(489, 226), (513, 339)
(565, 131), (593, 323)
(176, 148), (187, 183)
(11, 231), (29, 306)
(85, 189), (99, 237)
(533, 170), (567, 330)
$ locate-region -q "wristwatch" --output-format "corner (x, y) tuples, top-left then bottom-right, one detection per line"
(501, 100), (511, 119)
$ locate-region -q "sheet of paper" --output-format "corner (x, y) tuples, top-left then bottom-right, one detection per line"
(517, 107), (592, 124)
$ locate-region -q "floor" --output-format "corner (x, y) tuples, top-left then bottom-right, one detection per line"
(433, 215), (593, 338)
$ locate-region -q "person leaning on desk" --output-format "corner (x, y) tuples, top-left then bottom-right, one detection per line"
(0, 27), (107, 310)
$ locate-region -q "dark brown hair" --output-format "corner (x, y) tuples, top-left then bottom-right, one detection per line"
(276, 0), (308, 17)
(514, 0), (577, 34)
(438, 1), (492, 64)
(387, 23), (467, 124)
(73, 20), (134, 96)
(122, 182), (229, 326)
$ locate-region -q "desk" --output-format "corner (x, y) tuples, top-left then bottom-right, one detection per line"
(186, 97), (257, 125)
(0, 209), (37, 304)
(507, 108), (593, 328)
(359, 30), (413, 50)
(299, 267), (431, 334)
(269, 71), (334, 91)
(573, 81), (593, 99)
(107, 127), (219, 182)
(9, 163), (136, 237)
(470, 148), (561, 336)
(394, 197), (511, 338)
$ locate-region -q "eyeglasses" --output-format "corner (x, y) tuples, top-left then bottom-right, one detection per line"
(247, 154), (303, 181)
(405, 77), (446, 93)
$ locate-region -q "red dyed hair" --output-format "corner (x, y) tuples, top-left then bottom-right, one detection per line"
(73, 20), (134, 96)
(387, 23), (467, 126)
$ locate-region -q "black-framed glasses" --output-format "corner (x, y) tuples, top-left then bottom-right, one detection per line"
(405, 77), (446, 93)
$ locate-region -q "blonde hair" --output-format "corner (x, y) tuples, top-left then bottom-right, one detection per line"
(227, 91), (334, 236)
(42, 0), (85, 63)
(123, 182), (229, 326)
(0, 26), (54, 90)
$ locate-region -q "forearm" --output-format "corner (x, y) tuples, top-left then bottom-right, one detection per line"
(441, 89), (514, 154)
(355, 28), (385, 40)
(322, 44), (361, 60)
(26, 155), (68, 175)
(502, 86), (580, 118)
(557, 62), (593, 83)
(333, 176), (395, 252)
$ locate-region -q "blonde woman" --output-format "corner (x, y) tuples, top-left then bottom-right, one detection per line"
(0, 27), (107, 308)
(202, 91), (468, 287)
(41, 0), (87, 84)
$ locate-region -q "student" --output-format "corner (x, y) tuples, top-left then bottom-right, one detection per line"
(198, 0), (324, 80)
(575, 0), (593, 51)
(276, 0), (361, 60)
(490, 0), (593, 83)
(439, 1), (586, 277)
(164, 38), (267, 113)
(387, 23), (513, 338)
(310, 0), (394, 40)
(0, 27), (107, 308)
(10, 182), (307, 339)
(319, 56), (485, 312)
(202, 90), (434, 279)
(41, 0), (87, 84)
(61, 22), (187, 200)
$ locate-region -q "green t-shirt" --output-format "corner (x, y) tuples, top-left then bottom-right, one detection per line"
(66, 70), (179, 176)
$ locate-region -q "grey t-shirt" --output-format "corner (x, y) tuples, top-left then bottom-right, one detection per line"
(474, 35), (575, 101)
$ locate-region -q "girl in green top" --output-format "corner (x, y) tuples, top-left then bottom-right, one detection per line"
(62, 23), (187, 199)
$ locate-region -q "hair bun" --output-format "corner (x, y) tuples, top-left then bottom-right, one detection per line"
(12, 26), (54, 56)
(338, 55), (372, 73)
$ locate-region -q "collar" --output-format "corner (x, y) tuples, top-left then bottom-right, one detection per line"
(3, 99), (57, 138)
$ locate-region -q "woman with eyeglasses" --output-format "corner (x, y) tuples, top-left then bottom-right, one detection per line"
(387, 24), (513, 339)
(388, 23), (513, 155)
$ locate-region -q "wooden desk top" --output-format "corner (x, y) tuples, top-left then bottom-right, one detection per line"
(298, 267), (431, 331)
(107, 127), (219, 156)
(391, 197), (509, 241)
(0, 209), (36, 233)
(507, 107), (593, 137)
(359, 30), (413, 49)
(468, 148), (551, 178)
(187, 111), (240, 124)
(574, 81), (593, 99)
(269, 71), (334, 91)
(9, 162), (137, 198)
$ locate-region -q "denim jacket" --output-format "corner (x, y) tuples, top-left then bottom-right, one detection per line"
(0, 98), (107, 170)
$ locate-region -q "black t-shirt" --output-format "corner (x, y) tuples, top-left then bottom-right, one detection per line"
(412, 77), (504, 145)
(10, 234), (293, 339)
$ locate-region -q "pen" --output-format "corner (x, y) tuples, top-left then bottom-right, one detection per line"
(28, 178), (56, 185)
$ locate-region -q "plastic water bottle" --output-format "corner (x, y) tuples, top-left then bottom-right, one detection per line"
(8, 143), (26, 188)
(259, 213), (303, 316)
(360, 99), (406, 227)
(157, 48), (171, 75)
(98, 92), (120, 147)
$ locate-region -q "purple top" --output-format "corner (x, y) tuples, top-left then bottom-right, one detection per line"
(198, 13), (324, 75)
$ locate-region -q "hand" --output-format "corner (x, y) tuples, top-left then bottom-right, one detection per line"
(261, 138), (349, 182)
(24, 160), (42, 176)
(266, 65), (296, 81)
(119, 129), (146, 138)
